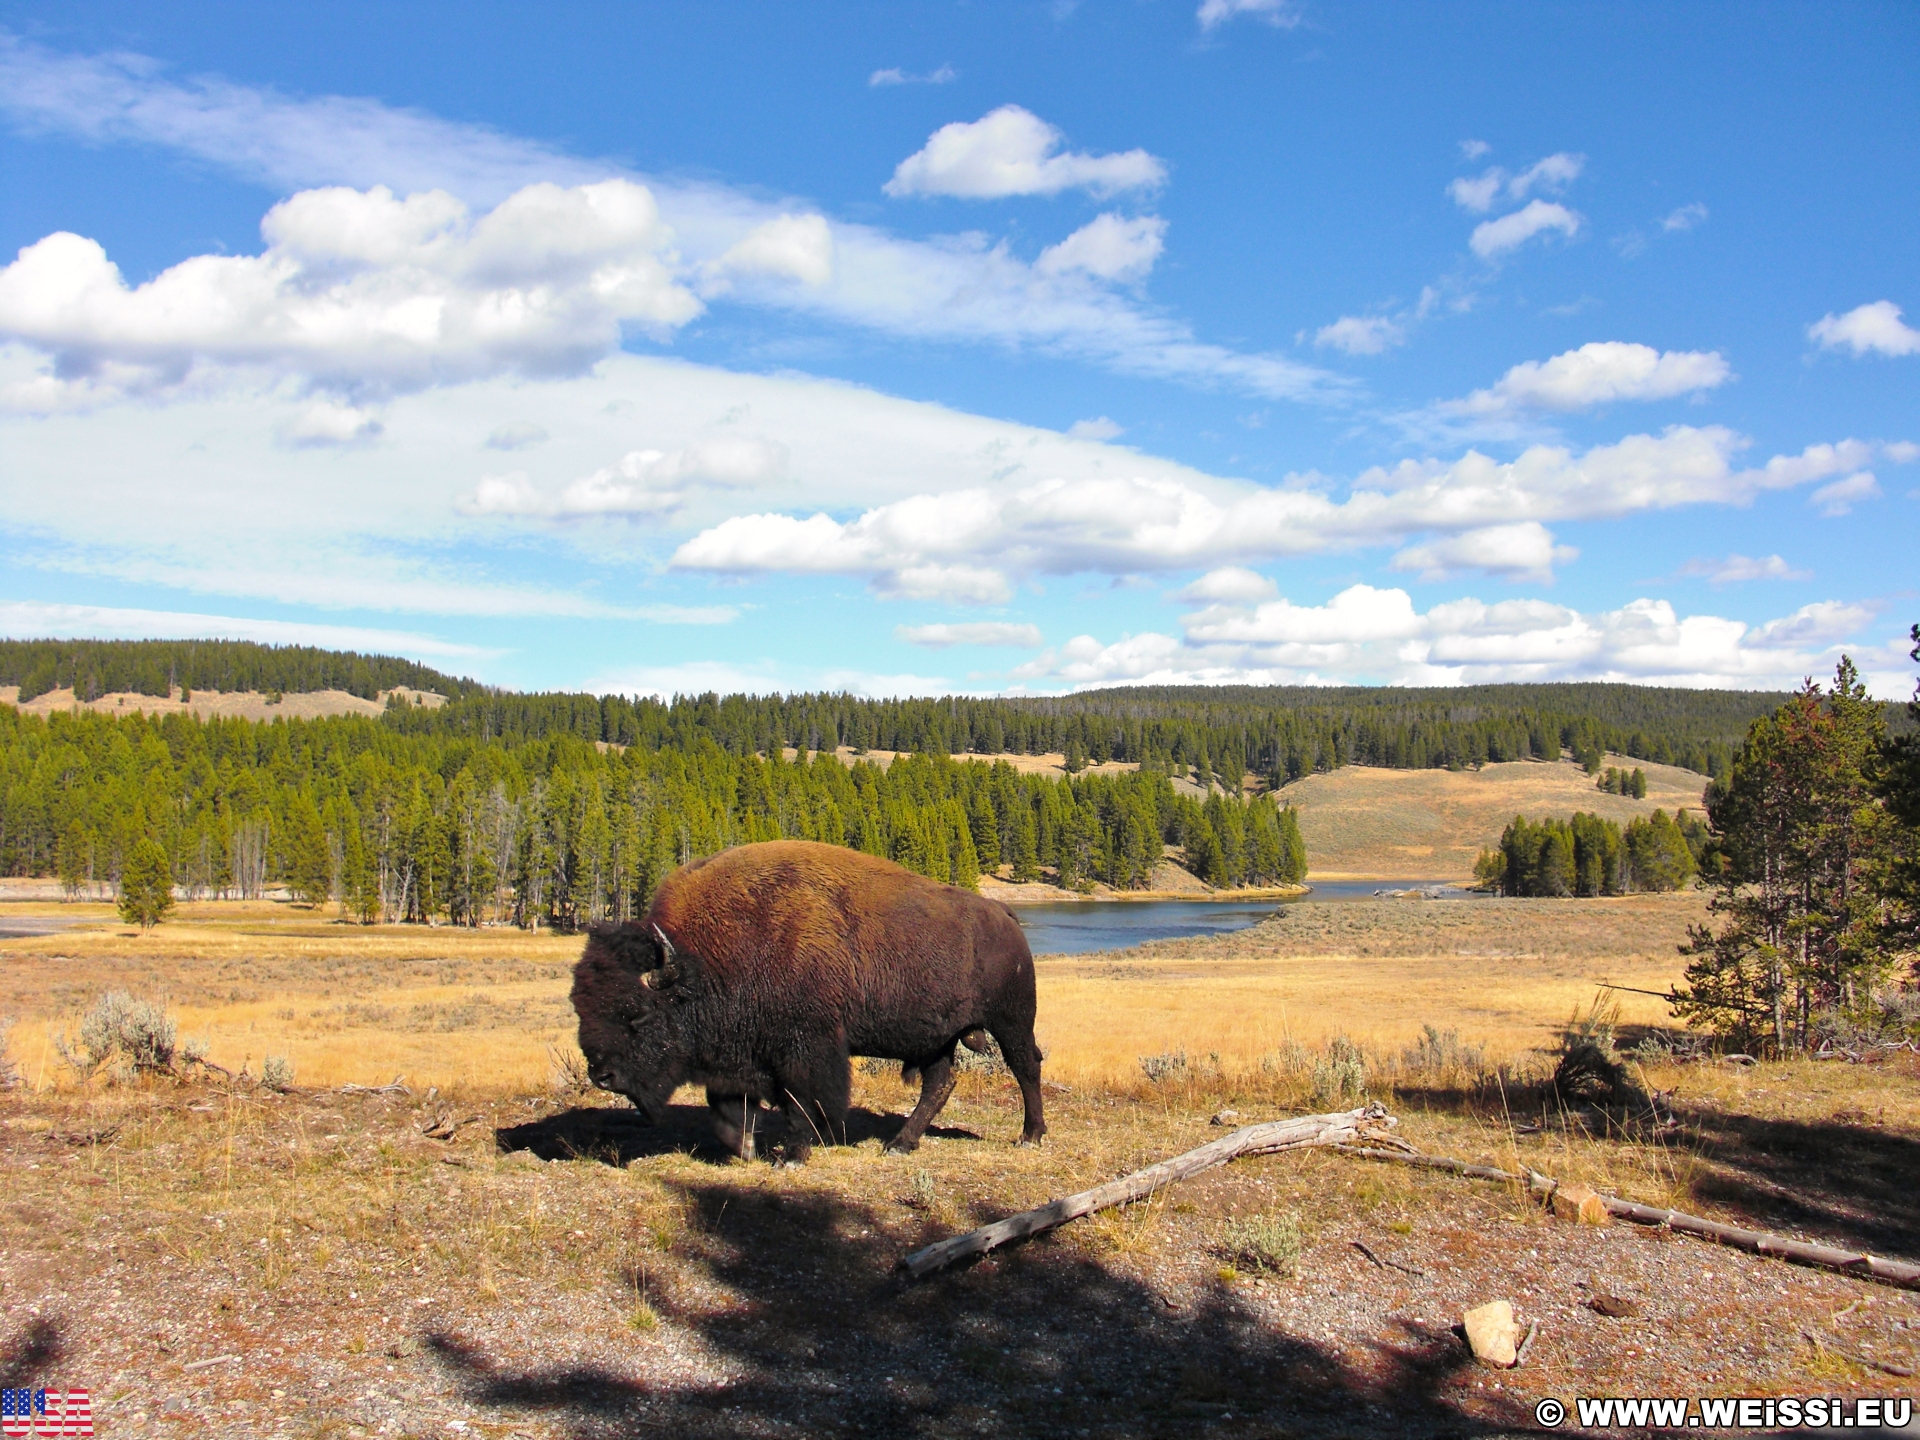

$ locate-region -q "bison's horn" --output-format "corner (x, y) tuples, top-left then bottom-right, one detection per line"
(652, 924), (676, 962)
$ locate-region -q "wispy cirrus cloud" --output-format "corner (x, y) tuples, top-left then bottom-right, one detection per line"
(869, 64), (956, 87)
(895, 621), (1044, 649)
(1677, 554), (1811, 585)
(0, 34), (1343, 409)
(1196, 0), (1302, 33)
(0, 600), (493, 661)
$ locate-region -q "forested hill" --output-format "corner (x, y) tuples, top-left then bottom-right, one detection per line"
(395, 679), (1793, 782)
(0, 639), (486, 704)
(0, 638), (1825, 782)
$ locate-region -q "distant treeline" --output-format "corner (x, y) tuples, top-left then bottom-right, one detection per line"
(0, 705), (1305, 925)
(0, 639), (486, 704)
(3, 639), (1842, 783)
(395, 680), (1807, 783)
(1477, 809), (1710, 897)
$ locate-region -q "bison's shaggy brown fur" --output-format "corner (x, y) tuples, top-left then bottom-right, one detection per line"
(572, 841), (1045, 1161)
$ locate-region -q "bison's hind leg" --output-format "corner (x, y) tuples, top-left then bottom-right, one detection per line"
(990, 1022), (1048, 1146)
(885, 1048), (958, 1155)
(706, 1087), (765, 1161)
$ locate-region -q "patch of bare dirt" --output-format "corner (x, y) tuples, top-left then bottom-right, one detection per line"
(0, 685), (444, 723)
(3, 1064), (1915, 1440)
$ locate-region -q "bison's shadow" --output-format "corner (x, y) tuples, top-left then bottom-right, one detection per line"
(424, 1176), (1526, 1440)
(494, 1101), (980, 1166)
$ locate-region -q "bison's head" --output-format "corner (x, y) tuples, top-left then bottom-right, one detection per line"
(570, 921), (701, 1123)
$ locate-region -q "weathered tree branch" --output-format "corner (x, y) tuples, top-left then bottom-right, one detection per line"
(898, 1104), (1398, 1281)
(1335, 1145), (1920, 1292)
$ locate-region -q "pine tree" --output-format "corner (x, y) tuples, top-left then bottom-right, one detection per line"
(1675, 658), (1894, 1052)
(57, 820), (89, 900)
(286, 793), (333, 907)
(1009, 801), (1040, 883)
(341, 817), (379, 923)
(117, 836), (175, 930)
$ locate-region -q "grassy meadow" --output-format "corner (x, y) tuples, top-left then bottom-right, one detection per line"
(0, 890), (1705, 1097)
(5, 887), (1919, 1438)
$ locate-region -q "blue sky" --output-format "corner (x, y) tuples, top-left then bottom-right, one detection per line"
(1, 1), (1916, 698)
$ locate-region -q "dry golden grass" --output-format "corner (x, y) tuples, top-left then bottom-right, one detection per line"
(1, 900), (580, 1093)
(2, 891), (1705, 1097)
(1280, 753), (1710, 878)
(5, 888), (1919, 1435)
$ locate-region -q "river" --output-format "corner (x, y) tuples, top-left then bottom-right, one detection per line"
(1013, 880), (1485, 956)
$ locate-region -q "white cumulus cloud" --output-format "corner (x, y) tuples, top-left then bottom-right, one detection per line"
(1015, 588), (1886, 692)
(1173, 567), (1278, 604)
(1066, 416), (1123, 441)
(1448, 153), (1584, 213)
(1390, 522), (1578, 583)
(667, 427), (1896, 603)
(0, 36), (1347, 410)
(1809, 300), (1920, 358)
(1469, 200), (1583, 259)
(1035, 214), (1167, 283)
(1314, 314), (1406, 356)
(895, 622), (1045, 648)
(1661, 203), (1709, 232)
(884, 105), (1166, 199)
(1808, 472), (1880, 516)
(1444, 342), (1730, 417)
(0, 180), (700, 410)
(701, 213), (834, 292)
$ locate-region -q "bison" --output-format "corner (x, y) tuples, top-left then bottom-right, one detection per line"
(571, 840), (1046, 1161)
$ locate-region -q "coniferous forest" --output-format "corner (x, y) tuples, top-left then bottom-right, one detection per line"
(2, 637), (1897, 934)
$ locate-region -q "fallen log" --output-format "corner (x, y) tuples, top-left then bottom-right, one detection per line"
(338, 1075), (410, 1096)
(898, 1104), (1398, 1281)
(1335, 1145), (1920, 1293)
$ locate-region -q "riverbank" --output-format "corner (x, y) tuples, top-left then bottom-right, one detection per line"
(978, 872), (1309, 906)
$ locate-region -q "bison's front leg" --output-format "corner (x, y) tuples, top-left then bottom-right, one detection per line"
(706, 1087), (764, 1161)
(773, 1041), (851, 1164)
(885, 1050), (957, 1154)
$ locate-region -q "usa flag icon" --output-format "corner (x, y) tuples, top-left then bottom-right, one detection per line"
(0, 1388), (93, 1436)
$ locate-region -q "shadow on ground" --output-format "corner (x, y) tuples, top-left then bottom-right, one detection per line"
(426, 1176), (1526, 1439)
(0, 1316), (65, 1388)
(1394, 1065), (1920, 1267)
(494, 1103), (982, 1166)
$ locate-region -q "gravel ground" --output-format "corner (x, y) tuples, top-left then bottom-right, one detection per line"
(4, 1066), (1918, 1440)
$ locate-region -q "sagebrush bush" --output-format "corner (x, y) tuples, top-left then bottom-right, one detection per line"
(56, 990), (178, 1079)
(1399, 1025), (1487, 1081)
(1311, 1036), (1367, 1105)
(261, 1055), (295, 1092)
(0, 1015), (16, 1088)
(1138, 1049), (1189, 1083)
(1219, 1212), (1302, 1276)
